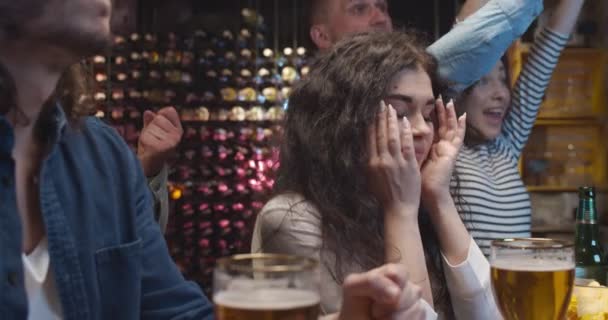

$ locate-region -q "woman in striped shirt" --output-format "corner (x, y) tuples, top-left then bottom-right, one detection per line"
(453, 0), (585, 254)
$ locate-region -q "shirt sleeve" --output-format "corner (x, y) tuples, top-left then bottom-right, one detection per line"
(420, 300), (439, 320)
(147, 165), (169, 234)
(441, 238), (503, 320)
(427, 0), (543, 93)
(251, 195), (344, 315)
(251, 195), (324, 258)
(499, 27), (570, 158)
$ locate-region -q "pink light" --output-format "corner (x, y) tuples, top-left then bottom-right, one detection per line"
(218, 219), (230, 228)
(198, 239), (210, 248)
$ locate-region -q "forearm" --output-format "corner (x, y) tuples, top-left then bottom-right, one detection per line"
(428, 0), (543, 92)
(547, 0), (585, 34)
(456, 0), (490, 22)
(423, 192), (470, 266)
(147, 165), (169, 233)
(384, 206), (433, 306)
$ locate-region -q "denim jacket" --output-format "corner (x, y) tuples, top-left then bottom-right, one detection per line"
(429, 0), (543, 93)
(0, 0), (543, 318)
(0, 106), (213, 320)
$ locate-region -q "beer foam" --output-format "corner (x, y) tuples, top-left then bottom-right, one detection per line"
(491, 259), (574, 271)
(214, 288), (320, 311)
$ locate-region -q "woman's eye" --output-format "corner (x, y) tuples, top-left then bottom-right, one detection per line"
(351, 4), (369, 15)
(425, 110), (437, 123)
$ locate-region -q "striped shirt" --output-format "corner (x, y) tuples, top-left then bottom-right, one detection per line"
(453, 28), (570, 255)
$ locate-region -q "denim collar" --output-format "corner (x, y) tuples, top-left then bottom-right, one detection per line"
(0, 101), (67, 156)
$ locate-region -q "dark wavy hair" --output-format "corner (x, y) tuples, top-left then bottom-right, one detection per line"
(272, 30), (454, 315)
(457, 55), (512, 148)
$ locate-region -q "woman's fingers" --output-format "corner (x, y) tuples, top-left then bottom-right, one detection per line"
(376, 101), (389, 156)
(435, 96), (447, 138)
(368, 121), (378, 160)
(400, 116), (416, 163)
(444, 99), (458, 141)
(387, 104), (402, 157)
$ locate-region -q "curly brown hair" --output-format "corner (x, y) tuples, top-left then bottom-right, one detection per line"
(271, 30), (455, 315)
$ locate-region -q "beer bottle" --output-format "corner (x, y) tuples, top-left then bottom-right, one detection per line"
(575, 186), (608, 285)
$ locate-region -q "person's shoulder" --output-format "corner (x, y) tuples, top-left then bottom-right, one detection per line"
(254, 193), (323, 253)
(63, 116), (139, 176)
(80, 117), (130, 151)
(258, 193), (322, 228)
(261, 193), (319, 216)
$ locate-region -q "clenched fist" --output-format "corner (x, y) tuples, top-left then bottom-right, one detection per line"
(137, 106), (183, 177)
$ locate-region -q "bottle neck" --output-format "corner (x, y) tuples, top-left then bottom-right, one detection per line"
(577, 198), (598, 224)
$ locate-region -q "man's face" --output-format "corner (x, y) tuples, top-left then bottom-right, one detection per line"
(6, 0), (112, 57)
(312, 0), (393, 50)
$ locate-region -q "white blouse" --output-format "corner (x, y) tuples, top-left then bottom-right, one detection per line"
(252, 193), (502, 319)
(22, 236), (63, 319)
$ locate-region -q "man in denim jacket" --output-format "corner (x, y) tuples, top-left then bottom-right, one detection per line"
(0, 1), (471, 319)
(0, 0), (213, 318)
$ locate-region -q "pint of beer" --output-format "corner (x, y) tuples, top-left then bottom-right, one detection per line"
(213, 254), (320, 320)
(490, 238), (575, 320)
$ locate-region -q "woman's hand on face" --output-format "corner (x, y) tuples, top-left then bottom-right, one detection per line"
(420, 98), (466, 200)
(367, 101), (421, 215)
(338, 264), (430, 320)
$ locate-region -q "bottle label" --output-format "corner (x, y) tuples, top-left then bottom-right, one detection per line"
(575, 265), (608, 286)
(578, 209), (597, 224)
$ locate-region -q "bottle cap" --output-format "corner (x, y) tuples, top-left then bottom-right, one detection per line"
(579, 186), (595, 199)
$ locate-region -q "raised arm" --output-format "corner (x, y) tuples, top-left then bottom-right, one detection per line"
(367, 102), (433, 306)
(420, 99), (501, 320)
(547, 0), (585, 34)
(427, 0), (542, 93)
(500, 0), (584, 156)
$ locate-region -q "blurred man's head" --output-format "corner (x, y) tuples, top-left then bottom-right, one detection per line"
(0, 0), (111, 124)
(0, 0), (112, 59)
(310, 0), (393, 51)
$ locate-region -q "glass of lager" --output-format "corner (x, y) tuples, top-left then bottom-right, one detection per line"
(214, 253), (320, 320)
(490, 238), (575, 320)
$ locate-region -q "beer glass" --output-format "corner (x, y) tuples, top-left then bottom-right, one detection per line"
(213, 254), (320, 320)
(490, 238), (575, 320)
